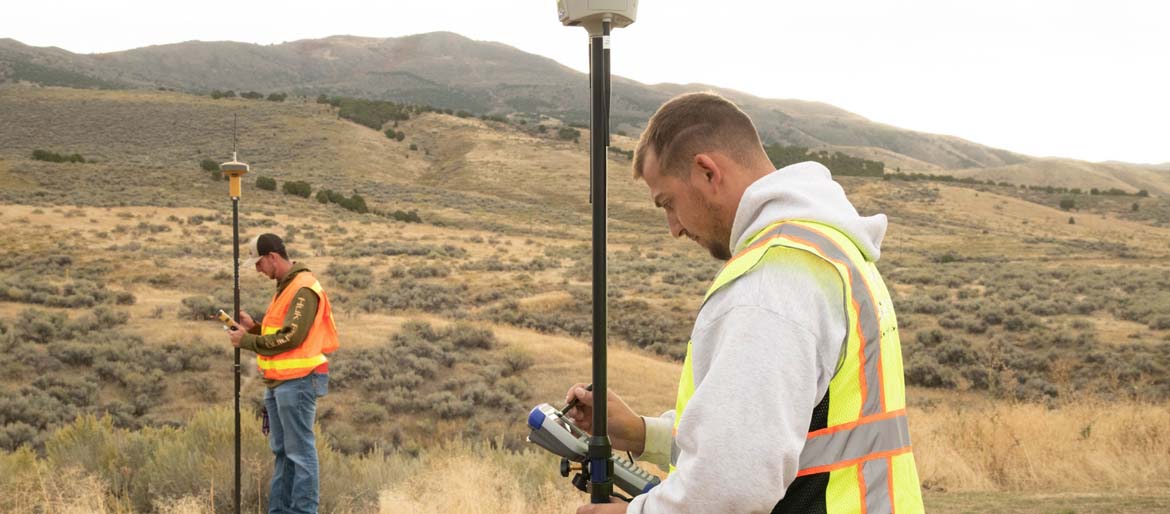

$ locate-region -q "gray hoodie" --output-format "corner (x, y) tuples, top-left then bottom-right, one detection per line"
(628, 161), (888, 514)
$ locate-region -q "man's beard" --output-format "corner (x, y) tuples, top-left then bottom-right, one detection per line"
(705, 240), (732, 261)
(699, 196), (732, 261)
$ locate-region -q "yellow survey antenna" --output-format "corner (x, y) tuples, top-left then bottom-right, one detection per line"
(220, 115), (249, 198)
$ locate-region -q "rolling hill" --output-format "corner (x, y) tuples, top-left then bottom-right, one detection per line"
(0, 32), (1035, 172)
(6, 31), (1165, 196)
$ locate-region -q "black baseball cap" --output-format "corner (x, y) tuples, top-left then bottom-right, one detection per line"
(244, 233), (287, 267)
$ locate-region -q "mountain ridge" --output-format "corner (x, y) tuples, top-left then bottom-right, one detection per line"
(0, 32), (1161, 193)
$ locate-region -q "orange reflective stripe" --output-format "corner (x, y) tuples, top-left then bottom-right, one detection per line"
(887, 456), (897, 514)
(852, 293), (869, 419)
(807, 409), (906, 440)
(780, 229), (871, 419)
(779, 224), (887, 418)
(857, 464), (869, 514)
(797, 446), (913, 477)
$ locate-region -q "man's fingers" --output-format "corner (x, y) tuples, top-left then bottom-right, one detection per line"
(565, 382), (591, 404)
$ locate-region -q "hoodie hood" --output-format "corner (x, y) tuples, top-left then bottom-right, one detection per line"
(729, 161), (887, 261)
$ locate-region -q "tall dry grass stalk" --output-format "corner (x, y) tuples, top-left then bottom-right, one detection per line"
(378, 442), (583, 514)
(0, 447), (133, 514)
(911, 398), (1170, 493)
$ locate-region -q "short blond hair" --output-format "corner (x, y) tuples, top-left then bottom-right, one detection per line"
(633, 92), (765, 179)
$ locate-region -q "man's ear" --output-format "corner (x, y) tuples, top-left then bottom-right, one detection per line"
(693, 153), (722, 191)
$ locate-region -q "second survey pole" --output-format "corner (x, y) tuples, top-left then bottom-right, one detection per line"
(220, 143), (249, 514)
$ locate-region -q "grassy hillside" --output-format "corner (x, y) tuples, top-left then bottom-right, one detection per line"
(0, 34), (1058, 171)
(946, 158), (1170, 197)
(1, 85), (1169, 513)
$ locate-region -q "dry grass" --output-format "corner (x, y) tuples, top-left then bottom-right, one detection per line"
(0, 448), (133, 514)
(912, 396), (1170, 494)
(377, 444), (581, 514)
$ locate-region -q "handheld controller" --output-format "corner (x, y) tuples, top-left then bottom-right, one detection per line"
(527, 403), (661, 498)
(217, 309), (236, 331)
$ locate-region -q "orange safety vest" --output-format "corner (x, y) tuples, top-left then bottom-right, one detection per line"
(257, 271), (339, 381)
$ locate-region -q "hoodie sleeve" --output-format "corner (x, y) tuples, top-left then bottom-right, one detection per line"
(636, 411), (677, 471)
(627, 256), (845, 514)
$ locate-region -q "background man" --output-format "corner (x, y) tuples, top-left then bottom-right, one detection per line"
(569, 92), (925, 514)
(227, 233), (338, 514)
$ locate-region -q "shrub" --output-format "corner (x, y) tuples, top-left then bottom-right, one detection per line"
(407, 264), (450, 278)
(256, 176), (277, 191)
(445, 323), (495, 350)
(428, 392), (473, 420)
(351, 403), (387, 424)
(68, 306), (130, 335)
(31, 149), (86, 163)
(15, 308), (68, 344)
(501, 348), (535, 376)
(283, 180), (312, 198)
(240, 91), (264, 99)
(961, 366), (995, 390)
(266, 92), (287, 102)
(114, 291), (136, 305)
(339, 194), (368, 214)
(557, 127), (580, 142)
(0, 422), (38, 451)
(905, 354), (958, 389)
(1014, 377), (1059, 401)
(390, 210), (422, 223)
(315, 189), (368, 213)
(334, 97), (411, 130)
(199, 158), (218, 172)
(326, 263), (374, 290)
(179, 296), (218, 320)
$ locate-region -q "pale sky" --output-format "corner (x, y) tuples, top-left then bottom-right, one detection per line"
(3, 1), (1168, 164)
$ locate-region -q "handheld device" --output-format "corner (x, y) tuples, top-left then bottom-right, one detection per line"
(527, 403), (661, 499)
(217, 309), (237, 331)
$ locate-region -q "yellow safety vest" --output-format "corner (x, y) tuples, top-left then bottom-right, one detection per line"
(671, 220), (924, 513)
(257, 272), (339, 381)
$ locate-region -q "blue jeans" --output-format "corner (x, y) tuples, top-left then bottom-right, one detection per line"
(264, 372), (328, 514)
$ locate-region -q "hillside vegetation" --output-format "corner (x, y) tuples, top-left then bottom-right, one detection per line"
(0, 85), (1168, 513)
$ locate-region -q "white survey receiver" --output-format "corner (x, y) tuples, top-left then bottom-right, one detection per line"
(527, 403), (661, 497)
(557, 0), (638, 35)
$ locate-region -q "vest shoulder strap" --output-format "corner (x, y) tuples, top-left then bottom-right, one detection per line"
(703, 220), (866, 307)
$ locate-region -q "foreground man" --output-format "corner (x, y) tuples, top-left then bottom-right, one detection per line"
(227, 233), (338, 514)
(569, 92), (925, 514)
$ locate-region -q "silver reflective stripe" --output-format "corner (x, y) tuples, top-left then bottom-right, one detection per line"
(779, 224), (884, 417)
(797, 414), (911, 471)
(862, 457), (893, 514)
(670, 438), (680, 466)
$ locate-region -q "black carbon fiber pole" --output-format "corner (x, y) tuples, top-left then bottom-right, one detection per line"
(587, 19), (615, 504)
(232, 196), (241, 514)
(221, 114), (247, 514)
